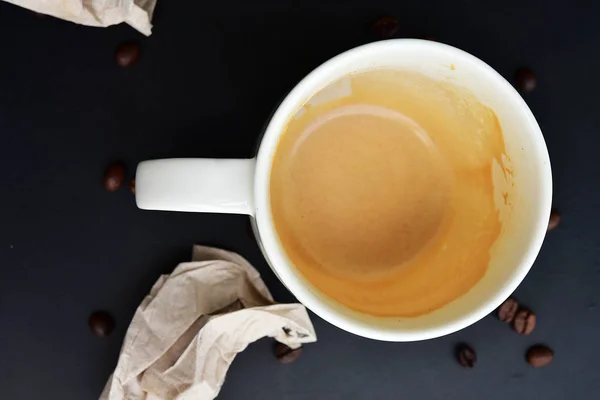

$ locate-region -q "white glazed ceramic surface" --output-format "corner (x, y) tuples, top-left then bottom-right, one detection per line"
(136, 39), (552, 341)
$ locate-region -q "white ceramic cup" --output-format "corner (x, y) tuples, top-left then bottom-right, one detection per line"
(135, 39), (552, 341)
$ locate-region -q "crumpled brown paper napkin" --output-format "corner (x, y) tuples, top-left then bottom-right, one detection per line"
(100, 245), (317, 400)
(3, 0), (157, 36)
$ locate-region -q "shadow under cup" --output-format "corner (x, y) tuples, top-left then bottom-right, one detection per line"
(254, 40), (552, 341)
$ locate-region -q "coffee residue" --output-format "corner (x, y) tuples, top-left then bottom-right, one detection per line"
(270, 70), (507, 317)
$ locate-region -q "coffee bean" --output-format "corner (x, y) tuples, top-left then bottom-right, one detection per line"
(456, 344), (477, 368)
(88, 310), (115, 338)
(498, 297), (519, 323)
(515, 67), (536, 92)
(273, 342), (303, 364)
(130, 178), (136, 194)
(372, 17), (399, 38)
(115, 42), (141, 67)
(526, 345), (553, 367)
(548, 209), (560, 231)
(103, 162), (126, 191)
(513, 308), (536, 335)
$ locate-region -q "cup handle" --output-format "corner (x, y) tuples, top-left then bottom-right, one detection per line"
(135, 158), (256, 215)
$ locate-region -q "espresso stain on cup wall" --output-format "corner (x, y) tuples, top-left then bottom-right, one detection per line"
(270, 69), (509, 318)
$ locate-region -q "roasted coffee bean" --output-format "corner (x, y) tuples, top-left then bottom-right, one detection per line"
(273, 342), (303, 364)
(548, 209), (560, 231)
(115, 42), (141, 67)
(88, 310), (115, 337)
(498, 297), (519, 323)
(103, 162), (126, 191)
(526, 345), (553, 367)
(130, 178), (136, 194)
(515, 67), (536, 92)
(372, 17), (399, 38)
(513, 308), (536, 335)
(456, 344), (477, 368)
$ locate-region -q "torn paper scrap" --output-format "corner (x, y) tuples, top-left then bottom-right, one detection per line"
(3, 0), (157, 36)
(100, 245), (317, 400)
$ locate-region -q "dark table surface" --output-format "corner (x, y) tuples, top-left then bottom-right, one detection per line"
(1, 1), (600, 399)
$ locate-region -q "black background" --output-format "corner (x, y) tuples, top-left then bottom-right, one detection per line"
(1, 1), (599, 399)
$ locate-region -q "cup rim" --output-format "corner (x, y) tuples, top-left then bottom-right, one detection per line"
(253, 39), (552, 341)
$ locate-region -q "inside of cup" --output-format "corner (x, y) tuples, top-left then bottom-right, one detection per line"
(257, 40), (551, 341)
